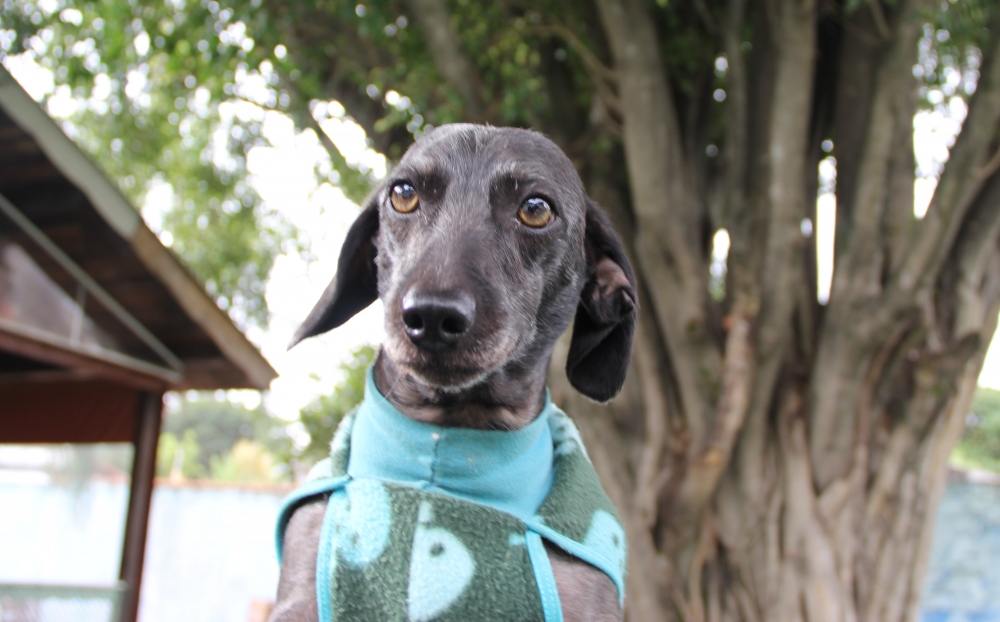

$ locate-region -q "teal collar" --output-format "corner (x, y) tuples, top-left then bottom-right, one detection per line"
(346, 368), (555, 522)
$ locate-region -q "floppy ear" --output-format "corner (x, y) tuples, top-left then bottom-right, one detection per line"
(288, 196), (380, 349)
(566, 199), (638, 402)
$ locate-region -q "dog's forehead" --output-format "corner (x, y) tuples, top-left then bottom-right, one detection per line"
(399, 125), (584, 196)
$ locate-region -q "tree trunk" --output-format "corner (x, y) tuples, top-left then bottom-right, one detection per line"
(540, 0), (1000, 622)
(267, 0), (1000, 619)
(545, 2), (1000, 621)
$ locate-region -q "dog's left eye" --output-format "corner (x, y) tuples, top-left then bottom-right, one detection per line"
(390, 183), (419, 213)
(517, 197), (553, 228)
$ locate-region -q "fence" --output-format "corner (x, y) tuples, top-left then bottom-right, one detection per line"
(0, 582), (125, 622)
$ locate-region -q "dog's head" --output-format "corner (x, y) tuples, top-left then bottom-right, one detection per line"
(290, 125), (636, 402)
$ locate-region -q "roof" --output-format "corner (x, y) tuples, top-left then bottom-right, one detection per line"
(0, 66), (276, 391)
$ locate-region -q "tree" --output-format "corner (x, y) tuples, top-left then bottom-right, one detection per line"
(157, 395), (293, 480)
(4, 0), (1000, 619)
(157, 428), (207, 479)
(209, 438), (280, 482)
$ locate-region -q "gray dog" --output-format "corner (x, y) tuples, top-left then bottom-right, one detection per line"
(271, 124), (637, 622)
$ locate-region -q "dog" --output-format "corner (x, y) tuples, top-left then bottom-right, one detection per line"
(270, 124), (637, 622)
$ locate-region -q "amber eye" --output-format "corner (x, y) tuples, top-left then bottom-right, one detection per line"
(390, 183), (419, 213)
(517, 197), (553, 228)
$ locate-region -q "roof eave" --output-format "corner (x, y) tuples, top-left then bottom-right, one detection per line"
(0, 66), (276, 390)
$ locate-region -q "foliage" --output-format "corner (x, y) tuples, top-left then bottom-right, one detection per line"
(209, 438), (277, 482)
(952, 388), (1000, 473)
(0, 0), (305, 327)
(261, 0), (591, 163)
(298, 345), (376, 466)
(156, 429), (206, 479)
(0, 0), (993, 329)
(912, 0), (994, 113)
(157, 394), (292, 481)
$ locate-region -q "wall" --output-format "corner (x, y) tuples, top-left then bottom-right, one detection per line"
(921, 480), (1000, 622)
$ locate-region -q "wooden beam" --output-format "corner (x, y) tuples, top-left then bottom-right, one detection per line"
(0, 191), (185, 372)
(119, 391), (163, 622)
(0, 320), (173, 391)
(0, 379), (138, 443)
(129, 226), (277, 390)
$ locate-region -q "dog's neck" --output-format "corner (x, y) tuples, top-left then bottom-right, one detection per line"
(373, 353), (549, 430)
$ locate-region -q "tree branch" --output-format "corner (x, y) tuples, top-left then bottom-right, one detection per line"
(830, 2), (885, 255)
(947, 171), (1000, 336)
(895, 16), (1000, 293)
(692, 0), (719, 34)
(976, 142), (1000, 180)
(594, 0), (721, 454)
(883, 86), (919, 276)
(268, 7), (416, 158)
(670, 313), (753, 522)
(809, 0), (927, 488)
(732, 0), (818, 494)
(720, 0), (749, 239)
(832, 0), (924, 303)
(633, 312), (676, 528)
(756, 0), (816, 369)
(404, 0), (485, 118)
(529, 23), (623, 117)
(867, 0), (891, 40)
(531, 23), (617, 83)
(663, 0), (756, 517)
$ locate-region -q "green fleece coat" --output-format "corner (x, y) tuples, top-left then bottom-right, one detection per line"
(276, 370), (627, 622)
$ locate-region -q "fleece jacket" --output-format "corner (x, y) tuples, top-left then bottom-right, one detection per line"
(276, 368), (627, 622)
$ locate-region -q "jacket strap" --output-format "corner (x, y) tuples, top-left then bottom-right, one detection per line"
(274, 476), (350, 562)
(526, 530), (564, 622)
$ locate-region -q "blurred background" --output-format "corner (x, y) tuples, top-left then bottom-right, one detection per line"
(0, 0), (999, 621)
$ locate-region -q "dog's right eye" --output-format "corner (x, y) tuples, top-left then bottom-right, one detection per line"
(390, 183), (419, 213)
(517, 197), (553, 228)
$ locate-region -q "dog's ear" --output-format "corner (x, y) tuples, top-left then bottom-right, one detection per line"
(288, 195), (380, 349)
(566, 199), (638, 402)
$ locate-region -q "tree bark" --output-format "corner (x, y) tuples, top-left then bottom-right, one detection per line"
(569, 1), (1000, 621)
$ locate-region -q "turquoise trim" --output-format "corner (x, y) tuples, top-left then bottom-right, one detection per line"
(347, 367), (555, 522)
(274, 476), (349, 563)
(316, 490), (342, 622)
(526, 530), (563, 622)
(526, 520), (626, 605)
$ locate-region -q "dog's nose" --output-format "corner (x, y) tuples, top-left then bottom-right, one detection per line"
(401, 289), (475, 350)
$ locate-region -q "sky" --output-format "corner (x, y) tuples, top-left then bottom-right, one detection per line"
(2, 50), (999, 438)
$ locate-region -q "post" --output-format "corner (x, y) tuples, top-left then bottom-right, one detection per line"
(118, 391), (163, 622)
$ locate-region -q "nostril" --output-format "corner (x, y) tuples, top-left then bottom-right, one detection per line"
(403, 311), (425, 332)
(440, 316), (467, 336)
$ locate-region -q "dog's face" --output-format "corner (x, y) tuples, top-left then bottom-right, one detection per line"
(375, 125), (589, 389)
(291, 124), (637, 402)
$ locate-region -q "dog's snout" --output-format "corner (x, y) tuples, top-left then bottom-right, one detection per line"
(401, 289), (476, 351)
